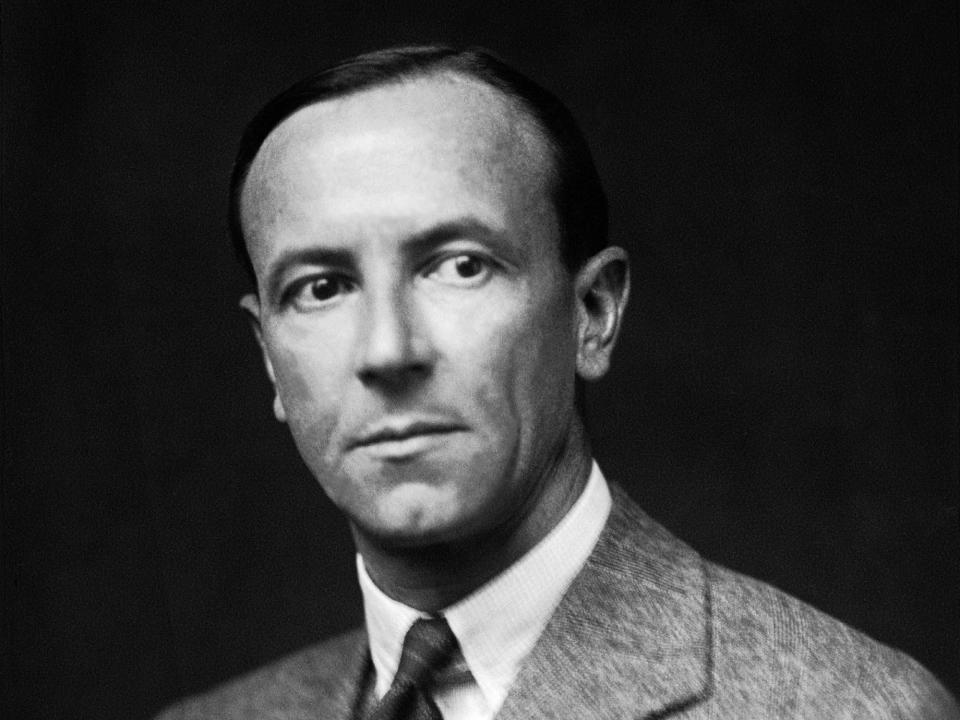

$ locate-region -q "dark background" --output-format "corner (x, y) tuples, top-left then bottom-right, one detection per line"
(2, 1), (957, 718)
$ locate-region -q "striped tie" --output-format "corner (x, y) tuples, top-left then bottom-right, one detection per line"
(367, 617), (460, 720)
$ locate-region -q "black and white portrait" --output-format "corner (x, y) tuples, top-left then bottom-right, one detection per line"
(2, 3), (957, 719)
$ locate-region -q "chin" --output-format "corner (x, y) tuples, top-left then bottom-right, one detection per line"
(355, 515), (464, 551)
(351, 484), (470, 548)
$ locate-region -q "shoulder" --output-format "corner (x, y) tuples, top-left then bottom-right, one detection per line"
(153, 628), (367, 720)
(597, 484), (958, 718)
(705, 560), (959, 718)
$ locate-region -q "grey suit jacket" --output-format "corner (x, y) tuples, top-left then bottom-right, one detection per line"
(159, 484), (959, 719)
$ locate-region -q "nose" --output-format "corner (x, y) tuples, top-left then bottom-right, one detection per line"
(354, 283), (434, 388)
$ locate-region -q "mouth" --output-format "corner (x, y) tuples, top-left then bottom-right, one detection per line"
(350, 420), (465, 457)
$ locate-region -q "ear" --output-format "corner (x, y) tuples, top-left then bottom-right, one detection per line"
(573, 246), (630, 382)
(239, 293), (287, 422)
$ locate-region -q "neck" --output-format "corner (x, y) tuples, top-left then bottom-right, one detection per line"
(354, 421), (593, 612)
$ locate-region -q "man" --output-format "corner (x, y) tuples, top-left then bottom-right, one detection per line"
(159, 45), (958, 719)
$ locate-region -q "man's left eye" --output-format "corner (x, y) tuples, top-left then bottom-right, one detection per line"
(428, 254), (492, 285)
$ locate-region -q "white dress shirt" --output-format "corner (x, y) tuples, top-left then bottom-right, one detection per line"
(358, 461), (612, 720)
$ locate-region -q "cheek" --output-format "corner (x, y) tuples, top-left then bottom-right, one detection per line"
(265, 328), (350, 446)
(274, 345), (332, 406)
(447, 290), (577, 428)
(267, 314), (349, 393)
(512, 317), (577, 422)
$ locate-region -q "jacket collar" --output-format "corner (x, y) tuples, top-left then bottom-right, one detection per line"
(321, 484), (710, 720)
(495, 483), (711, 719)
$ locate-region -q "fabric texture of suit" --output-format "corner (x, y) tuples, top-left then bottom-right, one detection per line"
(158, 484), (959, 719)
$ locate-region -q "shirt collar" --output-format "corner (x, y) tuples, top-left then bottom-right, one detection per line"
(358, 461), (612, 712)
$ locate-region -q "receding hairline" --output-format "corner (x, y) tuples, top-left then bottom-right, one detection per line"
(228, 45), (609, 284)
(236, 70), (563, 282)
(238, 68), (558, 222)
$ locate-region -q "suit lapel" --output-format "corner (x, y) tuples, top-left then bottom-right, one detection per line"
(496, 484), (711, 720)
(295, 628), (372, 720)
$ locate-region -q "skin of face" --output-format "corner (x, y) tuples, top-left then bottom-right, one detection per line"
(239, 74), (628, 580)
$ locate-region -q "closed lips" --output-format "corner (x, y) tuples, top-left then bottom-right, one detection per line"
(352, 422), (463, 447)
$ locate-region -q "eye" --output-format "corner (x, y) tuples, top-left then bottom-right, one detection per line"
(286, 274), (355, 310)
(428, 254), (493, 286)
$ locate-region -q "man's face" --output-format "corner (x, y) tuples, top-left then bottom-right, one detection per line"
(240, 76), (583, 547)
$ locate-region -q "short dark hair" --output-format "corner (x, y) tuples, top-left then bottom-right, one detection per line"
(228, 44), (608, 284)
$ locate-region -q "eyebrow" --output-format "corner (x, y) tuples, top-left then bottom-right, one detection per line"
(262, 216), (504, 301)
(403, 217), (506, 256)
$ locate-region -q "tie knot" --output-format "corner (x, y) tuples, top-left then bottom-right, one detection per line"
(394, 617), (459, 690)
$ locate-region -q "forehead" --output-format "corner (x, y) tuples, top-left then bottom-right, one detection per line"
(239, 74), (557, 268)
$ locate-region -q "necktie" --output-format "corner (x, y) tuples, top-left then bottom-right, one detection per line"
(368, 617), (459, 720)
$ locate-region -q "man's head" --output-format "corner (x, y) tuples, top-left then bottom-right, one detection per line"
(234, 45), (629, 562)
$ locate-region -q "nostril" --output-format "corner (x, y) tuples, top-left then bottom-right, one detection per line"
(357, 357), (432, 389)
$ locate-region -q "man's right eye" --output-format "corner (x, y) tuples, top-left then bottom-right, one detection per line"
(286, 275), (354, 310)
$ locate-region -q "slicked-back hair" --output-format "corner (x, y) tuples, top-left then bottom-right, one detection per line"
(229, 44), (608, 285)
